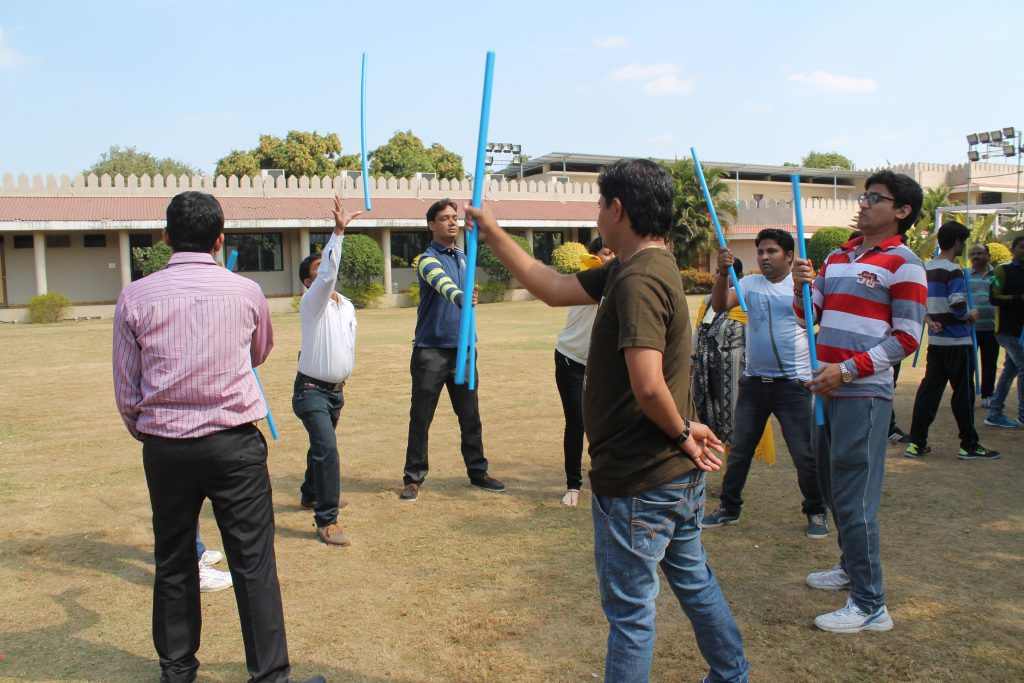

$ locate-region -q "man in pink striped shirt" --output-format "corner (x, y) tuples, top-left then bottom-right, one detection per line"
(793, 170), (926, 636)
(113, 191), (324, 683)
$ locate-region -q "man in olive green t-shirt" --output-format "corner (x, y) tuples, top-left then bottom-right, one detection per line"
(465, 159), (749, 683)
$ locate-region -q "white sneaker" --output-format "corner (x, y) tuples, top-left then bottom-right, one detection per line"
(199, 563), (232, 592)
(200, 549), (224, 566)
(806, 562), (851, 590)
(560, 489), (580, 508)
(814, 597), (893, 633)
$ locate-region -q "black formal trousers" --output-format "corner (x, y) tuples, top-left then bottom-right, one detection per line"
(909, 345), (978, 450)
(142, 423), (291, 683)
(403, 346), (488, 485)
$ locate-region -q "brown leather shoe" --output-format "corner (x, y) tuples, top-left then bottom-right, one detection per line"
(316, 523), (350, 546)
(399, 483), (419, 501)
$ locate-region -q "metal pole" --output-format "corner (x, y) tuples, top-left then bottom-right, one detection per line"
(1016, 130), (1022, 221)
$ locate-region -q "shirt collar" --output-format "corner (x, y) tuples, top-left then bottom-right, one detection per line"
(430, 240), (461, 256)
(167, 251), (219, 266)
(840, 234), (903, 254)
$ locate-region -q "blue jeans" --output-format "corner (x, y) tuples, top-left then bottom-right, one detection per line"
(987, 333), (1023, 422)
(814, 397), (891, 613)
(292, 375), (344, 528)
(592, 470), (749, 683)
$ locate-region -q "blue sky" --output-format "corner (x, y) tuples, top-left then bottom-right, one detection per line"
(2, 0), (1022, 176)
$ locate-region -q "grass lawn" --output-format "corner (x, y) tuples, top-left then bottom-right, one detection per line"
(0, 298), (1021, 682)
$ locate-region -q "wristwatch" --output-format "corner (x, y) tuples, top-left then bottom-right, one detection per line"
(674, 419), (692, 449)
(839, 361), (853, 384)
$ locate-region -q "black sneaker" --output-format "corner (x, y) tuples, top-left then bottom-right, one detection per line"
(702, 507), (740, 527)
(888, 426), (911, 443)
(469, 474), (506, 492)
(903, 443), (931, 458)
(958, 444), (1000, 460)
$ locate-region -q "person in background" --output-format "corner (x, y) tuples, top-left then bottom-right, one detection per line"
(984, 235), (1024, 429)
(967, 243), (1000, 408)
(554, 236), (614, 508)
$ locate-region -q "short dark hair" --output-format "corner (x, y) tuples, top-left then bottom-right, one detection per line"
(733, 257), (744, 277)
(426, 198), (457, 223)
(597, 159), (674, 239)
(936, 221), (970, 250)
(1012, 235), (1024, 250)
(298, 253), (321, 284)
(587, 235), (604, 254)
(755, 228), (794, 253)
(864, 170), (923, 233)
(165, 191), (224, 252)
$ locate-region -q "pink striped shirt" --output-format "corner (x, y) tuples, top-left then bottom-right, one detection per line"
(113, 251), (274, 439)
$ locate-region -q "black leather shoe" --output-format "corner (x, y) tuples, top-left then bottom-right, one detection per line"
(470, 474), (505, 492)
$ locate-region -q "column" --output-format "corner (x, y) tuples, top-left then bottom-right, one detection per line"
(33, 232), (47, 296)
(118, 230), (132, 289)
(381, 227), (393, 293)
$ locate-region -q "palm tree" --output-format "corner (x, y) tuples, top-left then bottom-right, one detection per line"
(660, 159), (736, 268)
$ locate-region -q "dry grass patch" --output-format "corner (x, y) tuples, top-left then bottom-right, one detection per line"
(0, 299), (1021, 682)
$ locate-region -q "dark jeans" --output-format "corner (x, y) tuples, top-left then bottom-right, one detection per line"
(719, 376), (824, 516)
(909, 344), (978, 450)
(292, 374), (344, 528)
(142, 424), (290, 683)
(554, 349), (586, 490)
(975, 330), (999, 398)
(404, 347), (488, 485)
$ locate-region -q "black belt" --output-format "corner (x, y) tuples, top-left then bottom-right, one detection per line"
(296, 372), (345, 391)
(748, 375), (793, 383)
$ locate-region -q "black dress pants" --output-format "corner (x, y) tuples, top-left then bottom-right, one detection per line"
(909, 345), (978, 450)
(403, 347), (488, 485)
(142, 423), (290, 683)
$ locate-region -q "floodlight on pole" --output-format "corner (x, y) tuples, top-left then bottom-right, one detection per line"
(991, 130), (1004, 143)
(979, 132), (991, 143)
(1003, 127), (1015, 138)
(967, 133), (980, 145)
(968, 150), (981, 162)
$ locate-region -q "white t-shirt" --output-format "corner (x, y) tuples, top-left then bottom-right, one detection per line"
(739, 273), (810, 381)
(555, 304), (598, 365)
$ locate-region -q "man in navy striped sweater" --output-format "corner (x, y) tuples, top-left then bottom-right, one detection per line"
(905, 221), (999, 461)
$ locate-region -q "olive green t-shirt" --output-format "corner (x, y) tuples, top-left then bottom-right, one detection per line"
(576, 246), (695, 497)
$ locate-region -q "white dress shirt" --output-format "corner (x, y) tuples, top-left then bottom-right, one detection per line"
(297, 233), (357, 383)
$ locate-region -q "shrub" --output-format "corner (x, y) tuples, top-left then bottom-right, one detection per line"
(479, 235), (532, 284)
(340, 234), (385, 286)
(27, 291), (72, 323)
(679, 269), (715, 294)
(989, 241), (1012, 265)
(806, 227), (852, 268)
(391, 254), (407, 268)
(479, 279), (508, 303)
(404, 283), (420, 307)
(291, 294), (302, 312)
(131, 242), (172, 276)
(551, 242), (589, 274)
(341, 282), (386, 309)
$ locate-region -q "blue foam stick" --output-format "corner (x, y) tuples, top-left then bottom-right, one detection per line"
(360, 53), (372, 211)
(691, 147), (747, 312)
(963, 267), (981, 394)
(455, 51), (495, 386)
(225, 250), (279, 439)
(792, 175), (825, 426)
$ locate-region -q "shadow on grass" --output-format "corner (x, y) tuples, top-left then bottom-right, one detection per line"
(0, 589), (416, 682)
(0, 533), (154, 586)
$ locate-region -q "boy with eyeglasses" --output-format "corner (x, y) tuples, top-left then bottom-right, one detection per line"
(792, 170), (927, 634)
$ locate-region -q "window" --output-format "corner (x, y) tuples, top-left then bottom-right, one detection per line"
(84, 234), (107, 248)
(532, 231), (564, 265)
(390, 232), (431, 267)
(225, 233), (283, 272)
(46, 234), (71, 248)
(14, 235), (33, 249)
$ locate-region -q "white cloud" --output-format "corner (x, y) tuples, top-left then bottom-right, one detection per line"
(788, 70), (877, 93)
(0, 26), (25, 68)
(609, 62), (695, 95)
(594, 35), (629, 49)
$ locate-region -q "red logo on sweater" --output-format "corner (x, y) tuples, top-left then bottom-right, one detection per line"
(857, 271), (879, 288)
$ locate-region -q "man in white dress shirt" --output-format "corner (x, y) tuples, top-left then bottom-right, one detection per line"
(292, 196), (361, 546)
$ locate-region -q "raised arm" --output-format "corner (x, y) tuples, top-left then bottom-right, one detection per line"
(710, 248), (739, 313)
(303, 196), (361, 319)
(464, 203), (597, 307)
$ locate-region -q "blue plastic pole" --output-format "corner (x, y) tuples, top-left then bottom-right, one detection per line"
(225, 250), (279, 439)
(963, 267), (981, 394)
(360, 52), (372, 211)
(792, 175), (825, 426)
(691, 147), (747, 312)
(455, 52), (495, 387)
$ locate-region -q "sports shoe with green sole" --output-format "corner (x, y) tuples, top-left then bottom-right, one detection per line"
(903, 443), (931, 458)
(957, 444), (1000, 460)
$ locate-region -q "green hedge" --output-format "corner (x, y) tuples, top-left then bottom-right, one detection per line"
(27, 291), (72, 323)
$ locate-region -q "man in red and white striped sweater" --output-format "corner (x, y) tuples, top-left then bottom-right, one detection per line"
(792, 170), (927, 634)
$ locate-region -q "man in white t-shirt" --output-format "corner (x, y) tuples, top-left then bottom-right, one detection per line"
(292, 196), (361, 546)
(702, 228), (828, 538)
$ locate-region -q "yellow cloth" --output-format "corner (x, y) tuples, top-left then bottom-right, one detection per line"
(694, 299), (775, 466)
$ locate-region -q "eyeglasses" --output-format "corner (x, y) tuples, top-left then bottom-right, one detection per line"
(857, 192), (896, 205)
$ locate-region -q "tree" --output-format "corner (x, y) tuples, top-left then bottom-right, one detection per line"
(214, 130), (361, 179)
(806, 227), (853, 267)
(660, 159), (735, 268)
(85, 145), (200, 178)
(479, 235), (533, 283)
(370, 130), (464, 180)
(340, 234), (384, 286)
(132, 242), (173, 276)
(798, 151), (855, 170)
